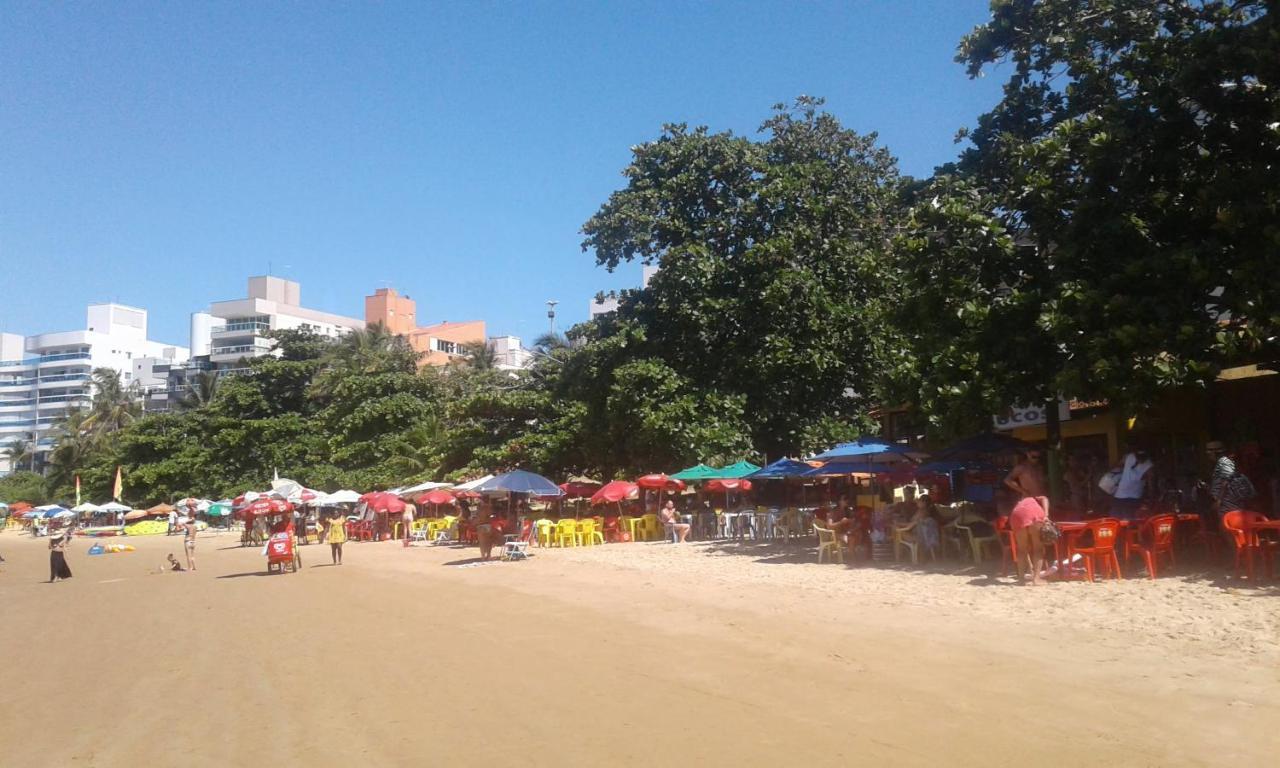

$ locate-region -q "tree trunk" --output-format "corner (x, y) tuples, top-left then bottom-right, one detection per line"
(1045, 398), (1063, 503)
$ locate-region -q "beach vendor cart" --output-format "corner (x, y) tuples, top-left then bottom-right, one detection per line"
(243, 497), (301, 574)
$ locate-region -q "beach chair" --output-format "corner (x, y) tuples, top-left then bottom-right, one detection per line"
(579, 518), (604, 546)
(1067, 518), (1123, 582)
(948, 510), (1000, 563)
(639, 513), (660, 542)
(813, 525), (844, 564)
(554, 519), (579, 547)
(1222, 511), (1278, 580)
(1123, 513), (1176, 579)
(995, 516), (1018, 577)
(534, 519), (555, 547)
(892, 522), (919, 564)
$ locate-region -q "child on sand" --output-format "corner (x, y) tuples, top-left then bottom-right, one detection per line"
(168, 553), (184, 572)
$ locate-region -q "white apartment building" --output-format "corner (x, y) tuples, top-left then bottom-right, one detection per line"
(0, 304), (189, 475)
(200, 276), (364, 374)
(489, 335), (534, 370)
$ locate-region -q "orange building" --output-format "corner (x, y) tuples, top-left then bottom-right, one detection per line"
(365, 287), (417, 336)
(364, 288), (484, 367)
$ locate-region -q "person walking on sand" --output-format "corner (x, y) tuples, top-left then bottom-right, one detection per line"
(1004, 449), (1048, 499)
(48, 532), (72, 582)
(325, 510), (347, 565)
(182, 513), (198, 571)
(1010, 495), (1049, 586)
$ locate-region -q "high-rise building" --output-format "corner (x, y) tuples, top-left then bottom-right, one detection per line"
(0, 304), (189, 475)
(363, 287), (485, 367)
(201, 276), (364, 374)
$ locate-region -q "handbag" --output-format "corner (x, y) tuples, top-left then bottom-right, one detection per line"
(1040, 519), (1061, 545)
(1097, 469), (1121, 496)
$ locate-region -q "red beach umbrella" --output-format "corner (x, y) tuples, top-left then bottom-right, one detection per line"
(364, 492), (406, 514)
(590, 481), (639, 505)
(635, 474), (686, 492)
(245, 497), (293, 518)
(417, 489), (456, 507)
(705, 478), (752, 493)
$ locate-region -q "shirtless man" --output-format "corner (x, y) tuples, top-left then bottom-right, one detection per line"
(1004, 450), (1049, 499)
(183, 514), (198, 571)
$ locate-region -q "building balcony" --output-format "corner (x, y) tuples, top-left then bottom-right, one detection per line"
(209, 340), (273, 362)
(0, 399), (36, 409)
(214, 367), (253, 378)
(0, 378), (36, 388)
(38, 373), (90, 387)
(0, 358), (36, 370)
(211, 321), (271, 337)
(36, 352), (91, 365)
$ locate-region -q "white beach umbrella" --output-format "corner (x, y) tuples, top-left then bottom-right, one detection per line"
(72, 502), (100, 514)
(398, 480), (453, 496)
(322, 489), (362, 505)
(98, 501), (132, 513)
(453, 475), (495, 493)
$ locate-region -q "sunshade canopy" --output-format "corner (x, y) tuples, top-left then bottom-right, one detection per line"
(453, 475), (495, 492)
(706, 478), (752, 492)
(635, 474), (687, 492)
(476, 470), (564, 497)
(590, 480), (639, 505)
(670, 464), (719, 482)
(747, 458), (816, 479)
(397, 480), (453, 496)
(98, 501), (131, 513)
(417, 489), (456, 506)
(320, 490), (361, 505)
(712, 461), (762, 479)
(360, 492), (406, 514)
(71, 502), (100, 513)
(811, 437), (928, 464)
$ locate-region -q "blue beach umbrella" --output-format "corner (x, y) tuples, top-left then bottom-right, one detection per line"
(476, 470), (565, 497)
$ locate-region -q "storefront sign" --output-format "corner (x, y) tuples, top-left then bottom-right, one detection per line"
(993, 401), (1071, 431)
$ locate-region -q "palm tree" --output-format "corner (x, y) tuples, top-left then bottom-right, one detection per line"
(4, 433), (35, 473)
(386, 417), (445, 479)
(458, 340), (497, 371)
(532, 333), (569, 353)
(82, 367), (141, 437)
(177, 370), (220, 411)
(312, 323), (423, 400)
(46, 409), (94, 489)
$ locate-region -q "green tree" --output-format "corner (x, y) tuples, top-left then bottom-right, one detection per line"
(582, 97), (903, 457)
(176, 370), (220, 411)
(954, 0), (1280, 406)
(456, 340), (497, 371)
(83, 368), (141, 437)
(4, 432), (36, 474)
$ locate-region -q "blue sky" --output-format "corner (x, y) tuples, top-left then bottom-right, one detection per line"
(1, 1), (1003, 347)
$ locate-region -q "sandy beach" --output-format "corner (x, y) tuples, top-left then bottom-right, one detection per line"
(1, 529), (1277, 767)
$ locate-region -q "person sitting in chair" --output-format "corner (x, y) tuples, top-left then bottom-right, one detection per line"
(659, 500), (690, 542)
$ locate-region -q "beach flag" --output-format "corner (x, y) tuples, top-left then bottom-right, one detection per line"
(75, 475), (81, 507)
(273, 467), (279, 483)
(113, 466), (123, 501)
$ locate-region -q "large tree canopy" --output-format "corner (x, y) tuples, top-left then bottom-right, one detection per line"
(583, 97), (901, 457)
(950, 0), (1279, 408)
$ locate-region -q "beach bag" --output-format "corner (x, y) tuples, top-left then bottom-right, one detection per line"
(1039, 519), (1061, 545)
(1097, 469), (1121, 496)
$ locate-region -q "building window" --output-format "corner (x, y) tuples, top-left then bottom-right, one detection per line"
(435, 339), (457, 355)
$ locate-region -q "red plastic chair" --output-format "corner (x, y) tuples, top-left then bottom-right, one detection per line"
(1067, 518), (1123, 582)
(1123, 514), (1176, 579)
(602, 516), (624, 542)
(1222, 511), (1278, 580)
(995, 515), (1018, 577)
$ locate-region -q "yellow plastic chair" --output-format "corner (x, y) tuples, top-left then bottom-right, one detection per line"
(814, 525), (844, 564)
(589, 516), (606, 545)
(639, 513), (660, 542)
(577, 518), (604, 546)
(535, 518), (556, 547)
(892, 523), (919, 564)
(555, 519), (579, 547)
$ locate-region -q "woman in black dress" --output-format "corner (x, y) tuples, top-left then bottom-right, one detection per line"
(49, 533), (72, 582)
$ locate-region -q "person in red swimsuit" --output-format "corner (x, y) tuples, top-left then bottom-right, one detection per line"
(1010, 495), (1049, 586)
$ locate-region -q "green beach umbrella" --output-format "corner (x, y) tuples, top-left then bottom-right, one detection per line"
(670, 464), (719, 482)
(712, 461), (762, 479)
